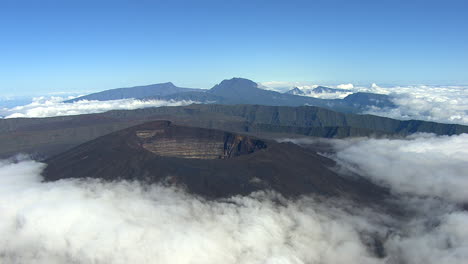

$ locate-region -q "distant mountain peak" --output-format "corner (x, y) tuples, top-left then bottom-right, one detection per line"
(218, 77), (258, 88)
(209, 78), (259, 94)
(160, 82), (176, 86)
(285, 87), (305, 95)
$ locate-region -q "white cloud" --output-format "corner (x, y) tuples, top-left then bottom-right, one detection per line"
(1, 96), (197, 118)
(385, 209), (468, 264)
(258, 83), (353, 99)
(6, 83), (467, 126)
(260, 82), (468, 123)
(259, 81), (359, 99)
(0, 159), (384, 264)
(304, 89), (353, 99)
(356, 85), (468, 125)
(267, 83), (468, 125)
(337, 83), (354, 89)
(280, 134), (468, 264)
(330, 133), (468, 203)
(291, 85), (353, 99)
(257, 81), (305, 93)
(2, 132), (468, 263)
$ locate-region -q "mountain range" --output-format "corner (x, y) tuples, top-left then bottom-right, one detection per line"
(67, 78), (395, 113)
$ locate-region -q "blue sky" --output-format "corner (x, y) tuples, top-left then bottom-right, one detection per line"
(1, 0), (467, 95)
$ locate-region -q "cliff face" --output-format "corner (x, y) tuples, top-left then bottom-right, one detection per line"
(134, 121), (267, 159)
(43, 121), (388, 203)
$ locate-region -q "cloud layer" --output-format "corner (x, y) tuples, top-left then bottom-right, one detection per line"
(1, 132), (468, 264)
(1, 96), (197, 118)
(0, 159), (384, 264)
(332, 133), (468, 203)
(363, 85), (468, 125)
(259, 81), (353, 99)
(280, 133), (468, 264)
(261, 81), (468, 125)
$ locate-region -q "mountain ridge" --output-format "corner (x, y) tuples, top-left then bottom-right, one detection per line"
(66, 77), (395, 114)
(65, 82), (201, 102)
(156, 78), (395, 113)
(1, 104), (467, 159)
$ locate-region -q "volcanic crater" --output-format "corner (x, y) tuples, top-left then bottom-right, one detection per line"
(134, 121), (267, 160)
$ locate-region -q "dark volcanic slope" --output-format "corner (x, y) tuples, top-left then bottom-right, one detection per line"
(43, 121), (386, 201)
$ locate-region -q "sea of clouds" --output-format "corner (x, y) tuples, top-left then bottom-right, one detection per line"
(0, 96), (197, 118)
(261, 82), (468, 125)
(1, 133), (467, 264)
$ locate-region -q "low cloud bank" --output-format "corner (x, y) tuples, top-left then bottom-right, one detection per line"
(261, 81), (468, 125)
(259, 82), (353, 99)
(326, 84), (468, 125)
(282, 133), (468, 204)
(0, 159), (384, 264)
(1, 96), (197, 118)
(332, 133), (468, 203)
(280, 133), (468, 264)
(2, 133), (468, 264)
(363, 85), (468, 125)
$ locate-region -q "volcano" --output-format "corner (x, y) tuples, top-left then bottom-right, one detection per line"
(43, 121), (387, 201)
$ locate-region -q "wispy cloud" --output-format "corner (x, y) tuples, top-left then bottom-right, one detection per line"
(1, 97), (197, 118)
